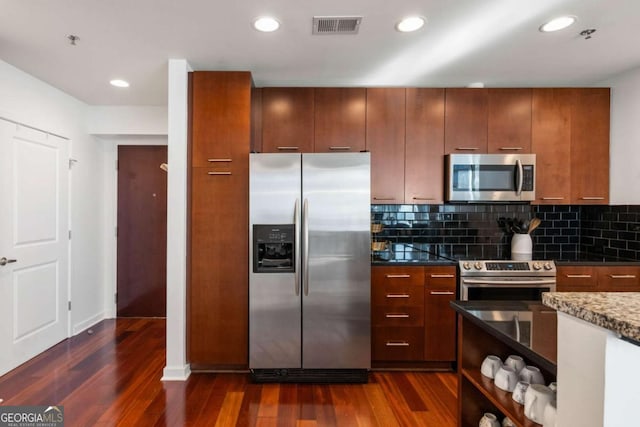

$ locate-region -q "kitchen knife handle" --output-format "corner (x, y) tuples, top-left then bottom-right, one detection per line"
(303, 198), (310, 296)
(294, 198), (300, 296)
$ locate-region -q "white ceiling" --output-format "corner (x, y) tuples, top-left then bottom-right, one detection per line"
(1, 0), (639, 106)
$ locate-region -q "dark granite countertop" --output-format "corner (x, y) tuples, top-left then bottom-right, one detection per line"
(371, 259), (457, 267)
(450, 300), (557, 375)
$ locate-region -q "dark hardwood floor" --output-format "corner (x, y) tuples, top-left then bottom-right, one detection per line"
(0, 319), (458, 426)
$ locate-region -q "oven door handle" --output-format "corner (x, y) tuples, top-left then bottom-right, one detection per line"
(461, 278), (557, 286)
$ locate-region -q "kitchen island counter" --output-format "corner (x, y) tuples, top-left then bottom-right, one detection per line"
(542, 292), (640, 343)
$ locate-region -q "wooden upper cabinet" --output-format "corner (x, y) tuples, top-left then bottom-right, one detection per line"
(405, 88), (445, 204)
(366, 88), (406, 204)
(314, 88), (366, 152)
(190, 71), (252, 167)
(261, 88), (314, 153)
(488, 88), (532, 153)
(570, 88), (610, 204)
(532, 88), (572, 205)
(444, 88), (488, 154)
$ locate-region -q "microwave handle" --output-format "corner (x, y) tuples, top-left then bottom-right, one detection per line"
(515, 159), (523, 196)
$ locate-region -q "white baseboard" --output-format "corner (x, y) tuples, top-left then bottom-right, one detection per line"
(162, 364), (191, 381)
(72, 311), (105, 336)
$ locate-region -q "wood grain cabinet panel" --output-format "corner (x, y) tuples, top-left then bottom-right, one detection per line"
(556, 266), (597, 292)
(488, 88), (532, 153)
(424, 267), (457, 361)
(570, 88), (610, 204)
(261, 87), (314, 153)
(596, 266), (640, 291)
(531, 88), (572, 205)
(372, 327), (425, 361)
(190, 72), (252, 167)
(444, 88), (488, 154)
(314, 88), (366, 152)
(366, 88), (406, 204)
(405, 88), (445, 204)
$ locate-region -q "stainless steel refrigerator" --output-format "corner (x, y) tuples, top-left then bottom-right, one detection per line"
(249, 153), (371, 383)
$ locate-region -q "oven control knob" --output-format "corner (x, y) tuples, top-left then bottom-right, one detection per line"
(474, 262), (483, 270)
(532, 262), (542, 270)
(462, 262), (471, 270)
(543, 262), (553, 270)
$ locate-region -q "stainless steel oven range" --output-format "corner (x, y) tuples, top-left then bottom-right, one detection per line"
(459, 260), (556, 301)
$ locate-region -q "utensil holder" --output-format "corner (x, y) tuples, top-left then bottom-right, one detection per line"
(511, 233), (532, 261)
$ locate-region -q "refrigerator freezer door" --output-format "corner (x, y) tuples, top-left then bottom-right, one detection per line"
(302, 153), (371, 369)
(249, 153), (302, 369)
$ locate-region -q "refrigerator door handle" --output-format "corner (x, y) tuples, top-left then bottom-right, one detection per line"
(303, 198), (310, 296)
(294, 198), (300, 296)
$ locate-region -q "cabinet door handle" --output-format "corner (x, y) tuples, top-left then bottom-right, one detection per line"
(498, 147), (523, 151)
(385, 274), (411, 278)
(386, 341), (410, 347)
(386, 293), (410, 298)
(412, 197), (435, 201)
(373, 197), (396, 201)
(580, 196), (605, 200)
(540, 310), (556, 314)
(207, 171), (231, 175)
(385, 313), (410, 318)
(277, 146), (299, 151)
(329, 146), (351, 151)
(541, 197), (565, 200)
(455, 147), (479, 151)
(566, 274), (592, 278)
(609, 275), (637, 279)
(207, 158), (232, 162)
(430, 274), (455, 278)
(430, 291), (455, 295)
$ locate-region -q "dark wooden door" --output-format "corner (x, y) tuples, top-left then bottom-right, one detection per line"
(488, 88), (532, 153)
(444, 88), (488, 154)
(314, 87), (366, 152)
(117, 145), (167, 317)
(261, 87), (314, 153)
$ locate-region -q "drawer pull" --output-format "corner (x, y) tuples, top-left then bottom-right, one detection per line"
(385, 274), (411, 279)
(385, 314), (410, 318)
(455, 147), (479, 151)
(277, 146), (299, 151)
(412, 197), (435, 201)
(385, 341), (410, 347)
(386, 293), (410, 298)
(498, 147), (523, 151)
(329, 146), (351, 151)
(207, 158), (232, 162)
(430, 274), (455, 278)
(609, 275), (637, 279)
(541, 197), (565, 200)
(207, 171), (231, 175)
(566, 274), (592, 278)
(580, 196), (605, 200)
(373, 197), (396, 201)
(430, 291), (455, 295)
(540, 310), (556, 314)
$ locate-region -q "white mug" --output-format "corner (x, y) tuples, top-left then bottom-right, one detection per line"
(481, 355), (503, 379)
(524, 384), (556, 424)
(519, 365), (545, 385)
(512, 380), (530, 405)
(543, 400), (557, 427)
(504, 355), (525, 374)
(548, 381), (557, 392)
(502, 417), (516, 427)
(479, 412), (500, 427)
(494, 365), (518, 392)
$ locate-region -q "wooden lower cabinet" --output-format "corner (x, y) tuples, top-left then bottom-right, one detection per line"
(371, 265), (457, 366)
(556, 265), (640, 292)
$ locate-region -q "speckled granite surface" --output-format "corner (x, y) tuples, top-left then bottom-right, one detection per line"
(542, 292), (640, 342)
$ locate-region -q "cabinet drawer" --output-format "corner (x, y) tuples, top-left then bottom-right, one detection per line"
(372, 327), (424, 361)
(372, 283), (424, 307)
(556, 266), (597, 292)
(372, 266), (425, 287)
(597, 266), (640, 291)
(425, 266), (456, 288)
(373, 306), (424, 327)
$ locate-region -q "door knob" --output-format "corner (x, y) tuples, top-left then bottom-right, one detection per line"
(0, 257), (17, 266)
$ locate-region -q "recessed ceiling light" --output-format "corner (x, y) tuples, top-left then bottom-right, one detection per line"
(253, 16), (280, 32)
(110, 79), (130, 88)
(539, 15), (577, 32)
(396, 16), (425, 33)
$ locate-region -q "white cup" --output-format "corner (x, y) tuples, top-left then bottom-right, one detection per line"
(494, 365), (519, 392)
(543, 400), (557, 427)
(481, 355), (503, 379)
(524, 384), (556, 424)
(479, 412), (500, 427)
(548, 381), (557, 392)
(512, 380), (530, 405)
(519, 365), (545, 385)
(502, 417), (516, 427)
(504, 355), (526, 374)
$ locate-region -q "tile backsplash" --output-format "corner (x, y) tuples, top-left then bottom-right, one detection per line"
(371, 204), (640, 262)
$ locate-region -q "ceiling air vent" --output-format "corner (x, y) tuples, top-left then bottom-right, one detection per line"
(312, 16), (362, 35)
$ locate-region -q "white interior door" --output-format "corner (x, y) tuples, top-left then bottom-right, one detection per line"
(0, 119), (69, 377)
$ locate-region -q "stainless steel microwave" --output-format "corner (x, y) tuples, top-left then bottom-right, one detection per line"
(445, 154), (536, 202)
